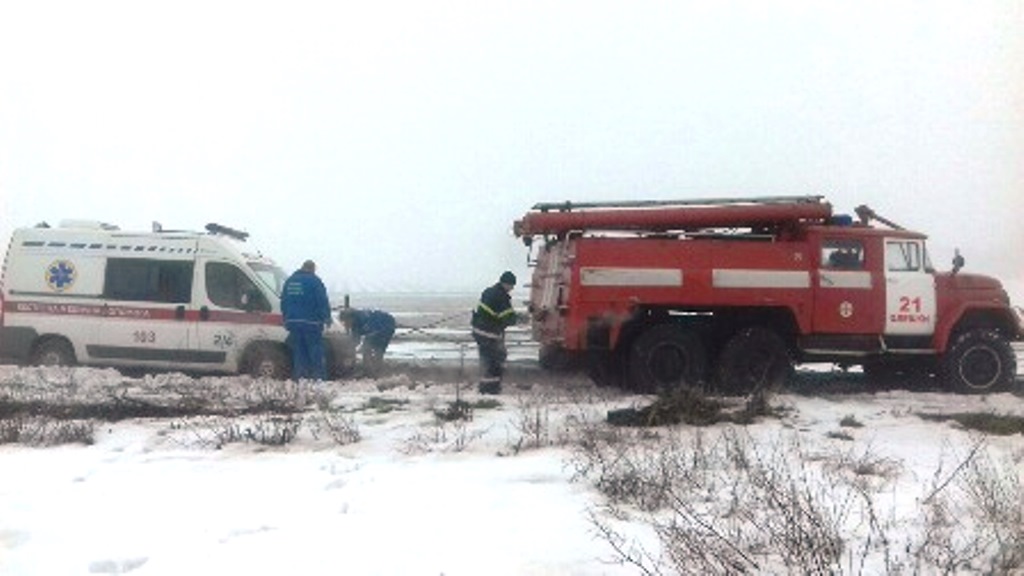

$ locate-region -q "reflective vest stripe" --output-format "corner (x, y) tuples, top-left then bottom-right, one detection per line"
(478, 301), (513, 317)
(473, 327), (502, 340)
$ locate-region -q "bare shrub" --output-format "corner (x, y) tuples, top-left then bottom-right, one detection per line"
(434, 400), (473, 422)
(308, 410), (361, 446)
(911, 438), (1024, 573)
(142, 373), (229, 413)
(574, 427), (856, 574)
(918, 411), (1024, 436)
(374, 373), (416, 392)
(507, 393), (553, 454)
(172, 415), (302, 448)
(361, 396), (410, 414)
(0, 416), (94, 446)
(839, 415), (864, 428)
(246, 415), (303, 445)
(575, 420), (1024, 575)
(607, 387), (727, 427)
(242, 380), (321, 414)
(827, 441), (902, 489)
(400, 415), (489, 455)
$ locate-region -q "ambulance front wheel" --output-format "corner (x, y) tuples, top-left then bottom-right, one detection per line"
(31, 337), (77, 367)
(245, 343), (291, 380)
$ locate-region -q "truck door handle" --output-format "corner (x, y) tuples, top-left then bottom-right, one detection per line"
(175, 305), (185, 320)
(200, 306), (210, 321)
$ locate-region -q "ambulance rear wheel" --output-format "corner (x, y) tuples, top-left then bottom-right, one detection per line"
(628, 324), (707, 395)
(246, 344), (290, 380)
(941, 328), (1015, 394)
(715, 327), (792, 396)
(31, 338), (77, 367)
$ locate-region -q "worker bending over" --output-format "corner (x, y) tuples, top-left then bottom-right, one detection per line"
(339, 308), (396, 377)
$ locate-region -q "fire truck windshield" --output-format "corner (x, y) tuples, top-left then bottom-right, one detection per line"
(923, 244), (935, 272)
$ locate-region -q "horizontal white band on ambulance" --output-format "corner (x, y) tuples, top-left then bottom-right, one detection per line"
(580, 267), (683, 287)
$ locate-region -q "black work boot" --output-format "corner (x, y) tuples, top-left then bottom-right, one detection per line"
(478, 381), (501, 395)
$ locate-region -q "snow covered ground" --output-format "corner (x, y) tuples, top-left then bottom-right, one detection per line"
(0, 366), (652, 576)
(1, 360), (1023, 575)
(1, 312), (1023, 575)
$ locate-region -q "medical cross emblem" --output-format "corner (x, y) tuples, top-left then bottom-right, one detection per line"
(46, 260), (77, 292)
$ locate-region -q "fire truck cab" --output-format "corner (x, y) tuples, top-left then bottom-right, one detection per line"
(515, 196), (1021, 394)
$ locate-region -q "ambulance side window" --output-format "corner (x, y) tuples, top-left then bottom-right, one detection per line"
(206, 262), (271, 312)
(104, 258), (193, 303)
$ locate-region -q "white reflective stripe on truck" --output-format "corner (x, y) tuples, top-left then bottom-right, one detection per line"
(819, 270), (873, 290)
(712, 269), (810, 289)
(580, 267), (683, 287)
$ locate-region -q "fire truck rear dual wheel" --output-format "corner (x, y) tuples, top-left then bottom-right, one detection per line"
(628, 324), (708, 395)
(585, 350), (625, 388)
(715, 327), (792, 396)
(539, 344), (577, 372)
(941, 328), (1016, 394)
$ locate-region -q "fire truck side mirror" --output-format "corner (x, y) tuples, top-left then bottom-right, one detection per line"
(952, 249), (965, 275)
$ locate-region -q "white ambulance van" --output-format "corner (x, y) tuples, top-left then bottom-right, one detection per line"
(0, 220), (355, 379)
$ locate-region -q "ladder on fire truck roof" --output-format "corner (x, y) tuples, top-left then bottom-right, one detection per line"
(531, 194), (825, 212)
(515, 194), (833, 237)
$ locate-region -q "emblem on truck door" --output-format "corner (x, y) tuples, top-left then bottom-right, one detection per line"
(45, 260), (77, 292)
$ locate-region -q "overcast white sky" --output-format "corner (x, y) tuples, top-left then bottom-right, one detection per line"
(1, 1), (1021, 297)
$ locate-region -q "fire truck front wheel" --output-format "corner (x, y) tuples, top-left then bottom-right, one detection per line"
(628, 324), (708, 395)
(31, 337), (77, 367)
(715, 327), (792, 396)
(941, 328), (1016, 394)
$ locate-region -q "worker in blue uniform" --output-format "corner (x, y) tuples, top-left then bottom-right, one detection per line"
(280, 260), (332, 380)
(339, 308), (396, 377)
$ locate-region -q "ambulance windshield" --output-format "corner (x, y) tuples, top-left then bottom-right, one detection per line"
(249, 262), (288, 296)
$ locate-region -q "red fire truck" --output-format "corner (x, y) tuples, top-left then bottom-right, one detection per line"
(514, 196), (1022, 395)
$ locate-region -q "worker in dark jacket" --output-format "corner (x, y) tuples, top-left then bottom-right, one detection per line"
(471, 271), (517, 394)
(280, 260), (332, 381)
(339, 308), (396, 377)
